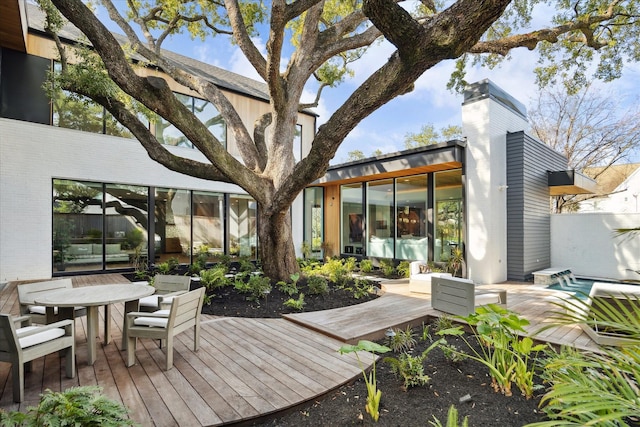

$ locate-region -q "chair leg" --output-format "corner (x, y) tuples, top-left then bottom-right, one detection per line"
(65, 344), (76, 378)
(165, 336), (173, 370)
(126, 336), (137, 367)
(193, 324), (200, 352)
(12, 362), (24, 402)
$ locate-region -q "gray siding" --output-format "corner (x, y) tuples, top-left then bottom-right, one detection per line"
(506, 131), (567, 281)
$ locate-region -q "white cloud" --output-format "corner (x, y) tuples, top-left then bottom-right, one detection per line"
(228, 37), (267, 82)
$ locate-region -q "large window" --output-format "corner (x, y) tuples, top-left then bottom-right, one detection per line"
(395, 175), (428, 261)
(104, 184), (149, 270)
(229, 195), (257, 259)
(304, 187), (324, 259)
(53, 180), (104, 272)
(52, 63), (135, 138)
(434, 170), (463, 262)
(154, 94), (226, 149)
(341, 183), (364, 255)
(52, 180), (257, 274)
(155, 188), (192, 264)
(367, 179), (394, 258)
(192, 191), (224, 258)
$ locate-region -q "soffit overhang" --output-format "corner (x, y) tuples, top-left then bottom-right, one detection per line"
(548, 170), (598, 196)
(314, 141), (465, 187)
(0, 0), (27, 52)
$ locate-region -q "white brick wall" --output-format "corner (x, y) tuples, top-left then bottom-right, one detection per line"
(462, 96), (529, 284)
(1, 118), (308, 281)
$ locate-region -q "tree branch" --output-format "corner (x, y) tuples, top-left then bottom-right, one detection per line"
(469, 6), (639, 56)
(224, 0), (268, 81)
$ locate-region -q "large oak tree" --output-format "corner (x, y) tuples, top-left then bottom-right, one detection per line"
(41, 0), (640, 280)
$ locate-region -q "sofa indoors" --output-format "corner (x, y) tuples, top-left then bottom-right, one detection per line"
(66, 243), (129, 264)
(408, 261), (452, 294)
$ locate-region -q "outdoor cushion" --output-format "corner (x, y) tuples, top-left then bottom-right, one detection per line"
(17, 326), (66, 348)
(139, 295), (161, 307)
(418, 264), (431, 274)
(133, 310), (170, 328)
(28, 305), (84, 315)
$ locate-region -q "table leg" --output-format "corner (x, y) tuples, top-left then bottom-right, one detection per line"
(86, 306), (99, 366)
(121, 299), (140, 350)
(103, 305), (111, 345)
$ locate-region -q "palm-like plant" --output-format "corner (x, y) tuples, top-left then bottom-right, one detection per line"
(527, 292), (640, 426)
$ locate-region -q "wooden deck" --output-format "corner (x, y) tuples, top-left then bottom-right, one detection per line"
(0, 274), (601, 425)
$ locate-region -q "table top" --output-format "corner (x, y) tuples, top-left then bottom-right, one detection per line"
(33, 284), (155, 307)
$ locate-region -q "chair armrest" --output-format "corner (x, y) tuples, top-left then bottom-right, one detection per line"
(16, 319), (74, 338)
(12, 315), (32, 327)
(158, 290), (188, 301)
(126, 311), (170, 329)
(127, 311), (170, 319)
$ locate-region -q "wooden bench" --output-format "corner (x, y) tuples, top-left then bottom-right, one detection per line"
(431, 276), (507, 317)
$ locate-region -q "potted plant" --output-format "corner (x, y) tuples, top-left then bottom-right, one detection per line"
(53, 217), (74, 271)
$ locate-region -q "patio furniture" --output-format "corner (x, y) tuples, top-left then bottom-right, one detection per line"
(409, 261), (452, 294)
(138, 274), (192, 312)
(578, 282), (640, 346)
(33, 284), (155, 365)
(17, 279), (87, 324)
(126, 287), (205, 370)
(431, 276), (507, 316)
(0, 314), (75, 402)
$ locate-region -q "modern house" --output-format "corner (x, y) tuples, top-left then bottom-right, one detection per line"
(577, 163), (640, 213)
(0, 1), (595, 284)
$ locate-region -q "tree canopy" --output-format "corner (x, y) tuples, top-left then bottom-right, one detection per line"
(529, 83), (640, 212)
(40, 0), (640, 279)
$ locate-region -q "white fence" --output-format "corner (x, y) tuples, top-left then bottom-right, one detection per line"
(551, 213), (640, 282)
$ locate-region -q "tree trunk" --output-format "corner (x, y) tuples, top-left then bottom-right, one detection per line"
(257, 204), (300, 282)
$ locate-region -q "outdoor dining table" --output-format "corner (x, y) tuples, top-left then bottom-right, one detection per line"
(33, 283), (155, 365)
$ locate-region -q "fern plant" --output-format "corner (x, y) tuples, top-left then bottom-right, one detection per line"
(0, 386), (137, 426)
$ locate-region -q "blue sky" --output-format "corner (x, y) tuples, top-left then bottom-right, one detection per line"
(96, 3), (640, 165)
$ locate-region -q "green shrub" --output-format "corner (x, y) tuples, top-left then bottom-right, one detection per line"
(276, 280), (298, 296)
(0, 386), (137, 426)
(307, 275), (329, 295)
(387, 325), (417, 353)
(437, 305), (546, 398)
(379, 259), (395, 277)
(384, 339), (442, 390)
(155, 257), (179, 274)
(351, 278), (375, 299)
(284, 293), (306, 311)
(321, 258), (349, 287)
(199, 265), (230, 290)
(359, 258), (373, 273)
(429, 405), (469, 427)
(396, 260), (411, 278)
(234, 274), (272, 302)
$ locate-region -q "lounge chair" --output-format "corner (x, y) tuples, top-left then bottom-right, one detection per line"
(577, 282), (640, 346)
